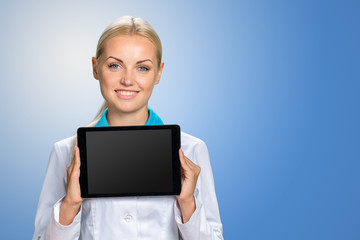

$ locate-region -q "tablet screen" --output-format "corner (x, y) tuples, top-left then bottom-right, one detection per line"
(77, 125), (181, 198)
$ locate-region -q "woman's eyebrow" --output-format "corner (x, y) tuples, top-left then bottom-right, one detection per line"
(137, 59), (153, 65)
(106, 56), (123, 63)
(106, 56), (153, 65)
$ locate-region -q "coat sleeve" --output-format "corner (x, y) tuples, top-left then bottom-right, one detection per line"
(174, 141), (224, 239)
(33, 142), (82, 240)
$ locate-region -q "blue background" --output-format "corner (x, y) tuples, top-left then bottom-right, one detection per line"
(0, 0), (359, 239)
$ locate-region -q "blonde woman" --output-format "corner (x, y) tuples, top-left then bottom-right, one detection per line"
(33, 16), (223, 240)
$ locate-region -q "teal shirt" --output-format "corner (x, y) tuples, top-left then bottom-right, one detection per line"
(94, 108), (164, 127)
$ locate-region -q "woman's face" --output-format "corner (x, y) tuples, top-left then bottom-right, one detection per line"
(92, 35), (164, 114)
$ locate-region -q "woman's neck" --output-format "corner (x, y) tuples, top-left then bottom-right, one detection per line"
(106, 105), (149, 126)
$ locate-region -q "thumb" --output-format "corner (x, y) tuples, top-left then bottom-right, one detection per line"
(179, 148), (189, 169)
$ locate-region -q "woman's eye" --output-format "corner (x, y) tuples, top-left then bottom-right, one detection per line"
(138, 66), (149, 72)
(109, 63), (120, 69)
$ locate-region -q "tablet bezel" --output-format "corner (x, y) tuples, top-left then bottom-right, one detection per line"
(77, 124), (181, 198)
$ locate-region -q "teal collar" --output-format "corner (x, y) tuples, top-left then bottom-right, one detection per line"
(94, 108), (164, 127)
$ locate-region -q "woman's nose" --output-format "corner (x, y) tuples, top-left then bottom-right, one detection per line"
(120, 70), (134, 86)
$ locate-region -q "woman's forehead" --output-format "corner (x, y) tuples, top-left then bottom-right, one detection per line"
(103, 35), (157, 60)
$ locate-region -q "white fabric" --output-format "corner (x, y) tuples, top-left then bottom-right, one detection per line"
(33, 132), (223, 240)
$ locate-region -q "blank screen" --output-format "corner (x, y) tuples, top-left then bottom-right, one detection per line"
(86, 129), (173, 194)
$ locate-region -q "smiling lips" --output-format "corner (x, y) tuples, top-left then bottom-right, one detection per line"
(115, 89), (139, 100)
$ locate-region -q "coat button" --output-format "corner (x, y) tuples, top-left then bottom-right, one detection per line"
(124, 214), (133, 223)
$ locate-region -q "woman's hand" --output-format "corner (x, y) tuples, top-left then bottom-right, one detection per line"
(59, 146), (83, 225)
(177, 148), (201, 223)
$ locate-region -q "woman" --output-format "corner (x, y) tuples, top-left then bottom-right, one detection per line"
(33, 16), (223, 240)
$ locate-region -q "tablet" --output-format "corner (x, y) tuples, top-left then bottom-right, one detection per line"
(77, 125), (181, 198)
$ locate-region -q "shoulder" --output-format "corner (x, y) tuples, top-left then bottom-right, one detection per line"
(180, 131), (209, 164)
(54, 135), (76, 151)
(181, 131), (204, 146)
(51, 135), (76, 165)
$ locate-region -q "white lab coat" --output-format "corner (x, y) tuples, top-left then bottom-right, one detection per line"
(33, 131), (223, 239)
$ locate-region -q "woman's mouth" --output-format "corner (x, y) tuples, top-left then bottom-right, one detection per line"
(115, 89), (139, 100)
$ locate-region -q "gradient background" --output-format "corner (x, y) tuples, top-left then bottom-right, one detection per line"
(0, 0), (359, 239)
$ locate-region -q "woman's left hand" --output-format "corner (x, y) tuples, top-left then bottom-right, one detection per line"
(177, 148), (201, 223)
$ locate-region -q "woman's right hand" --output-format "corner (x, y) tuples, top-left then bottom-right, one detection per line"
(59, 146), (83, 225)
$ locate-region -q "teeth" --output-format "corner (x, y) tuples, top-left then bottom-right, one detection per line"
(117, 90), (137, 96)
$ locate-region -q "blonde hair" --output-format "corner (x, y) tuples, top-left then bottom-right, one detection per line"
(71, 16), (162, 159)
(96, 16), (162, 67)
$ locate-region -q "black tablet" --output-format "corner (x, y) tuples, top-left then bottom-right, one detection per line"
(77, 125), (181, 198)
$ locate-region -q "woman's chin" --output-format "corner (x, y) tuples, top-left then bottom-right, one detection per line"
(111, 102), (147, 114)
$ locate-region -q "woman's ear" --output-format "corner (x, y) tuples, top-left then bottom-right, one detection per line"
(155, 62), (165, 85)
(92, 57), (99, 80)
